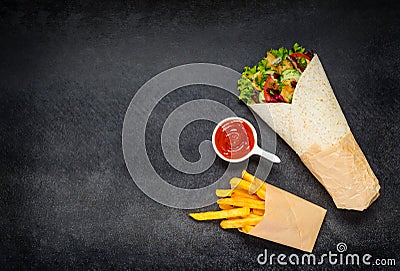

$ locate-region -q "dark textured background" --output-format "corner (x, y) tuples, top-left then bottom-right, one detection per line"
(1, 0), (399, 270)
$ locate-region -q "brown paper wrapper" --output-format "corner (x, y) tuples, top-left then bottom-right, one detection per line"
(248, 183), (326, 252)
(242, 172), (326, 252)
(300, 132), (380, 211)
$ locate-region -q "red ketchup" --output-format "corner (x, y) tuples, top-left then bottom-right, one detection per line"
(214, 119), (255, 160)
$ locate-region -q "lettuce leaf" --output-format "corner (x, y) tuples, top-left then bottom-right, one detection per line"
(243, 65), (257, 77)
(292, 42), (305, 53)
(270, 43), (306, 58)
(269, 47), (290, 60)
(238, 75), (256, 104)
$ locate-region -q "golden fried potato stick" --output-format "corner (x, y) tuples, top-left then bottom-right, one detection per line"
(218, 204), (234, 210)
(242, 170), (267, 196)
(217, 198), (265, 210)
(189, 207), (250, 221)
(230, 178), (266, 200)
(229, 178), (252, 192)
(227, 216), (243, 220)
(251, 208), (265, 216)
(239, 225), (255, 233)
(243, 225), (255, 233)
(220, 215), (263, 229)
(216, 189), (234, 197)
(231, 189), (262, 200)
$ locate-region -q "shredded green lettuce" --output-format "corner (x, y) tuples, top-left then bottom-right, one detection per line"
(256, 58), (275, 74)
(269, 47), (290, 60)
(270, 43), (306, 59)
(243, 66), (257, 77)
(238, 75), (255, 104)
(291, 42), (306, 54)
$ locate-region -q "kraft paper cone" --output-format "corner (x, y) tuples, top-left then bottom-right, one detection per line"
(241, 171), (326, 252)
(248, 184), (326, 253)
(247, 55), (380, 211)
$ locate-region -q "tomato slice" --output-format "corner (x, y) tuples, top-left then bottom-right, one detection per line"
(263, 75), (279, 102)
(263, 75), (278, 91)
(290, 52), (310, 61)
(263, 89), (277, 102)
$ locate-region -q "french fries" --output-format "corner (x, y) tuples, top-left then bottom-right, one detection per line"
(215, 189), (234, 197)
(218, 204), (234, 210)
(230, 178), (266, 200)
(220, 214), (263, 229)
(231, 189), (261, 200)
(242, 170), (267, 195)
(252, 208), (265, 216)
(189, 207), (250, 220)
(189, 170), (267, 234)
(217, 198), (265, 210)
(241, 225), (255, 234)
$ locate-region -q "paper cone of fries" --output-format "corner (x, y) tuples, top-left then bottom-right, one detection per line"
(189, 171), (326, 252)
(249, 55), (380, 211)
(241, 172), (327, 252)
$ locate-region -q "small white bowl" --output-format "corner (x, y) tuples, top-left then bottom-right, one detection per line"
(212, 117), (281, 163)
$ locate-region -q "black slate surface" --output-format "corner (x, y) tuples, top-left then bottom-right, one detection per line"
(1, 0), (399, 270)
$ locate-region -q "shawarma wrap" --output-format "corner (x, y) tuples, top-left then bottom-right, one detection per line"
(238, 44), (380, 211)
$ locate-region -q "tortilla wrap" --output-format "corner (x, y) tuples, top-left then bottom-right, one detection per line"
(248, 55), (380, 211)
